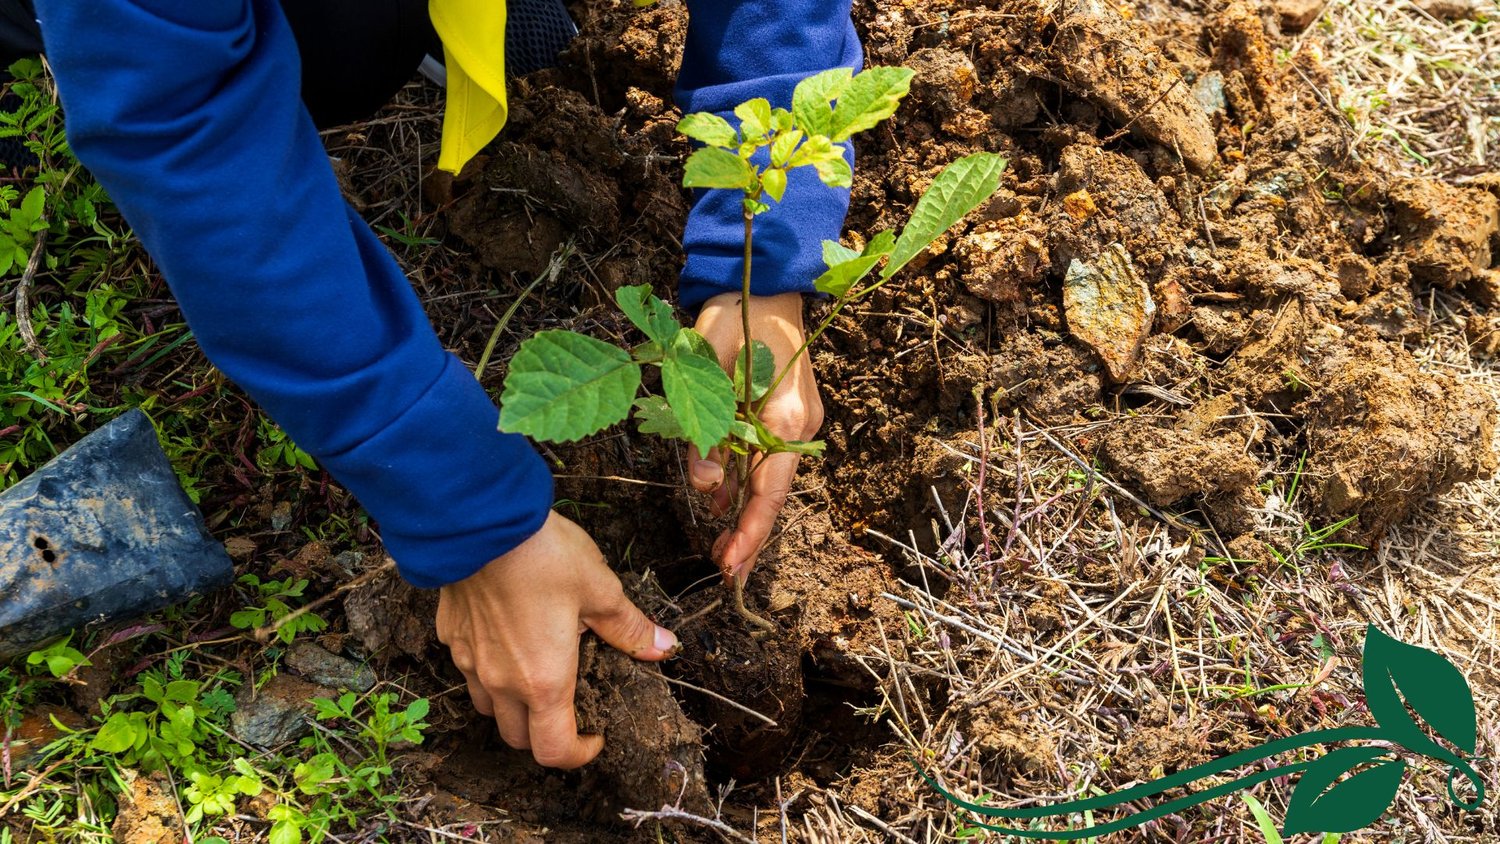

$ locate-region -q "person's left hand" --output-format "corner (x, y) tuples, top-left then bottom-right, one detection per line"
(689, 291), (824, 584)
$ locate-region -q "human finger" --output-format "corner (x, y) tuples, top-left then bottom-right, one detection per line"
(527, 692), (601, 769)
(719, 451), (798, 581)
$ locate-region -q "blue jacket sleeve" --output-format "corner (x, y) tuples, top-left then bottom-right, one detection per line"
(675, 0), (863, 312)
(33, 0), (553, 588)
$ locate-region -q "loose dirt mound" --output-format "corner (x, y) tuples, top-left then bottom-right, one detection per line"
(411, 0), (1500, 836)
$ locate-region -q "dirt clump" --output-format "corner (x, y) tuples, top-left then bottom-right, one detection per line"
(1051, 0), (1217, 172)
(110, 771), (183, 844)
(575, 638), (712, 815)
(1384, 178), (1499, 292)
(957, 698), (1056, 779)
(1300, 334), (1498, 542)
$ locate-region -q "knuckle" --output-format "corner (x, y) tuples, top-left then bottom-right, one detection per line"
(806, 399), (826, 434)
(475, 666), (510, 693)
(532, 746), (577, 769)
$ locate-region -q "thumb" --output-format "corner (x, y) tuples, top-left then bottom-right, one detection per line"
(584, 591), (679, 662)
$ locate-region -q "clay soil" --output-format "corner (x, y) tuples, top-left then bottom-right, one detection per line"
(323, 0), (1500, 839)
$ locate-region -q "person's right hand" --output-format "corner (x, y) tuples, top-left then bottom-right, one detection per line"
(436, 511), (678, 769)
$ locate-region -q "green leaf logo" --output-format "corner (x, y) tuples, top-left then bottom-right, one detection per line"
(1362, 624), (1477, 756)
(915, 625), (1486, 840)
(1283, 746), (1404, 834)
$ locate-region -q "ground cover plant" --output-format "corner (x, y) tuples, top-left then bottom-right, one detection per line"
(4, 0), (1500, 840)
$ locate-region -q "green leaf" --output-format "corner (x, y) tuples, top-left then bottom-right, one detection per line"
(404, 697), (430, 723)
(269, 820), (303, 844)
(883, 152), (1006, 280)
(822, 239), (862, 267)
(1241, 794), (1284, 844)
(677, 112), (738, 148)
(771, 130), (804, 168)
(864, 229), (897, 258)
(1283, 747), (1405, 835)
(792, 67), (853, 137)
(229, 609), (263, 630)
(828, 66), (914, 142)
(19, 186), (43, 225)
(1361, 624), (1477, 755)
(615, 284), (680, 345)
(814, 254), (884, 297)
(633, 395), (686, 440)
(683, 147), (756, 191)
(787, 135), (840, 169)
(730, 419), (764, 450)
(733, 340), (775, 402)
(499, 330), (642, 443)
(771, 108), (794, 132)
(761, 168), (787, 203)
(747, 415), (825, 457)
(632, 342), (668, 367)
(735, 98), (773, 138)
(814, 155), (852, 189)
(91, 713), (138, 753)
(662, 331), (736, 455)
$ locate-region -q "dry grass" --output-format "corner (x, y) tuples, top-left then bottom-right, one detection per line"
(1297, 0), (1498, 176)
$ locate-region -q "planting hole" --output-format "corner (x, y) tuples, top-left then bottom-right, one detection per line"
(33, 536), (48, 550)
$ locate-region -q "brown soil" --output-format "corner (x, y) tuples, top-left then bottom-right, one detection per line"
(367, 0), (1499, 836)
(110, 771), (182, 844)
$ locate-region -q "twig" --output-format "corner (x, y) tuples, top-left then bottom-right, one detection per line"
(620, 805), (756, 843)
(252, 557), (396, 643)
(553, 473), (679, 489)
(656, 673), (778, 728)
(675, 597), (722, 628)
(474, 241), (572, 382)
(843, 802), (920, 844)
(15, 229), (48, 361)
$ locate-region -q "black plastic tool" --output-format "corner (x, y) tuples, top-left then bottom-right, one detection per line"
(0, 409), (233, 660)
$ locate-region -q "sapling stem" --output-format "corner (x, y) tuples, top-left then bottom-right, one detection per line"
(738, 205), (755, 505)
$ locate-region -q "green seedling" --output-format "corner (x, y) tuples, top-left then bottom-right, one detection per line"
(498, 66), (1005, 630)
(229, 575), (328, 644)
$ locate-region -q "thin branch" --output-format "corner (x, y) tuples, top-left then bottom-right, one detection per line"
(656, 673), (778, 728)
(620, 805), (756, 844)
(16, 229), (48, 361)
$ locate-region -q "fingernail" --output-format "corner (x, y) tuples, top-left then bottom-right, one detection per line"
(654, 625), (680, 655)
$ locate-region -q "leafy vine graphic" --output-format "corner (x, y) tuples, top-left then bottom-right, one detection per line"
(919, 625), (1486, 839)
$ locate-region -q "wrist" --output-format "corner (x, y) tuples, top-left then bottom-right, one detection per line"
(700, 291), (806, 333)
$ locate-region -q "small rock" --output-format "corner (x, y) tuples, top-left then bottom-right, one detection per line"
(285, 642), (377, 692)
(231, 674), (336, 747)
(1063, 243), (1157, 382)
(1276, 0), (1325, 31)
(1192, 71), (1227, 115)
(0, 409), (233, 661)
(1061, 189), (1099, 220)
(8, 704), (86, 768)
(1415, 0), (1486, 19)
